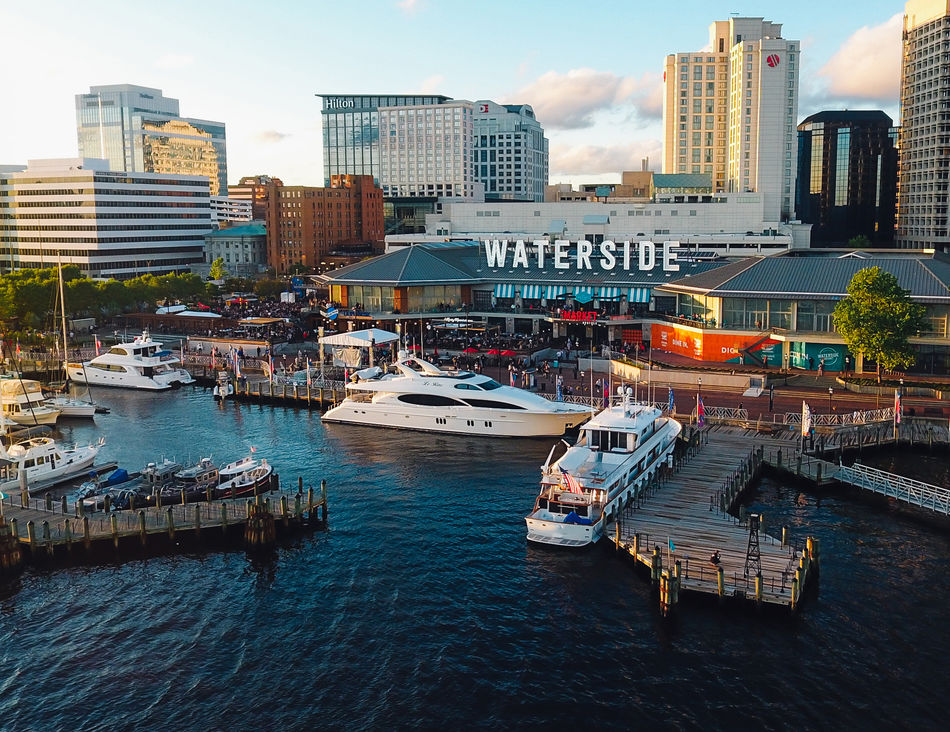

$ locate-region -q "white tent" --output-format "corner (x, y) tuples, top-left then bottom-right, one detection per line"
(318, 328), (399, 347)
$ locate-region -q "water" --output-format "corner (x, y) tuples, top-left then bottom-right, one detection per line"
(2, 389), (949, 730)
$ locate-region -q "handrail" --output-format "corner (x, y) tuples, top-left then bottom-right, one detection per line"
(836, 463), (950, 515)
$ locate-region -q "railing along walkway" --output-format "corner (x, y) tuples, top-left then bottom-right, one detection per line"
(836, 463), (950, 516)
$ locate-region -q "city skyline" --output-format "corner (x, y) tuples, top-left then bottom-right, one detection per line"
(2, 0), (904, 186)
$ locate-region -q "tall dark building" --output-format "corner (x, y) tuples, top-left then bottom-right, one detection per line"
(796, 111), (897, 246)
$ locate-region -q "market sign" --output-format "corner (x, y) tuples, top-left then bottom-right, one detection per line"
(558, 310), (597, 323)
(483, 239), (680, 273)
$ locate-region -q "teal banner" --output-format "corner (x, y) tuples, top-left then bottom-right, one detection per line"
(790, 342), (849, 372)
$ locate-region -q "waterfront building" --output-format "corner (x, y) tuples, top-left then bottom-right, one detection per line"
(662, 17), (800, 221)
(0, 158), (212, 278)
(202, 223), (267, 278)
(472, 100), (548, 202)
(263, 174), (383, 272)
(796, 111), (898, 246)
(897, 1), (950, 249)
(76, 84), (228, 196)
(227, 175), (282, 221)
(378, 100), (479, 199)
(210, 196), (253, 225)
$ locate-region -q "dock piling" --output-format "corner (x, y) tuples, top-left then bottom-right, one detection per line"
(110, 514), (119, 549)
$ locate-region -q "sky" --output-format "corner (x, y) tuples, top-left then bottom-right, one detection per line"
(0, 0), (906, 187)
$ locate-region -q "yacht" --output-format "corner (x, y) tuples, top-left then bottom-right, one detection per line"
(43, 394), (98, 418)
(0, 432), (105, 495)
(65, 331), (195, 390)
(0, 379), (62, 426)
(321, 355), (592, 438)
(525, 389), (682, 548)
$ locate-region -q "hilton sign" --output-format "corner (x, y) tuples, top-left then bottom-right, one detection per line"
(325, 98), (355, 110)
(483, 239), (681, 272)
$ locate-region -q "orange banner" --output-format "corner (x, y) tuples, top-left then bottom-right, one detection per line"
(653, 325), (780, 364)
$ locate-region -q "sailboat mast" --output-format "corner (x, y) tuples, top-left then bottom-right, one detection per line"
(58, 256), (68, 370)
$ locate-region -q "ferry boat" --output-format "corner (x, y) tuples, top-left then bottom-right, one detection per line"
(525, 388), (682, 548)
(65, 331), (195, 390)
(322, 355), (591, 438)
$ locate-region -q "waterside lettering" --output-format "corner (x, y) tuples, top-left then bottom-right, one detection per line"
(483, 239), (680, 272)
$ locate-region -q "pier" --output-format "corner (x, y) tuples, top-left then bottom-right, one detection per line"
(614, 427), (819, 615)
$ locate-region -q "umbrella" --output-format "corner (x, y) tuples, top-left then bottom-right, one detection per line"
(463, 347), (479, 353)
(486, 348), (501, 355)
(500, 349), (517, 356)
(407, 344), (421, 350)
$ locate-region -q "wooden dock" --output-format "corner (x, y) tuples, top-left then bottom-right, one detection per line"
(187, 365), (346, 410)
(0, 481), (328, 568)
(613, 426), (819, 615)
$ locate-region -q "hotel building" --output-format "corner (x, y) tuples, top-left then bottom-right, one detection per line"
(0, 158), (213, 278)
(472, 100), (548, 202)
(662, 17), (800, 221)
(76, 84), (228, 196)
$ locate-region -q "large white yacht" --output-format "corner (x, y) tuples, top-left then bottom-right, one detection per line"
(0, 431), (105, 495)
(322, 355), (592, 438)
(525, 389), (682, 548)
(65, 331), (195, 390)
(0, 378), (62, 426)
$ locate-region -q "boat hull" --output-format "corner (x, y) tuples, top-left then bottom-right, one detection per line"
(322, 401), (590, 438)
(66, 363), (194, 390)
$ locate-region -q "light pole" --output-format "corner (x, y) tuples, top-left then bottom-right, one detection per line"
(828, 387), (833, 414)
(900, 377), (904, 397)
(698, 377), (702, 398)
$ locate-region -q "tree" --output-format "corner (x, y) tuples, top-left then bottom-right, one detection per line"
(833, 267), (928, 382)
(847, 234), (871, 248)
(209, 257), (228, 280)
(253, 278), (285, 298)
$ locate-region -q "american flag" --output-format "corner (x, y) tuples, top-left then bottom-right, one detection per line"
(95, 336), (101, 355)
(560, 467), (584, 495)
(697, 395), (706, 427)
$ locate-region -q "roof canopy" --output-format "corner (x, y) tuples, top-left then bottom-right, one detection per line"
(319, 328), (399, 347)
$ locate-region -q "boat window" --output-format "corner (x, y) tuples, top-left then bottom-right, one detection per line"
(108, 348), (128, 356)
(588, 430), (624, 450)
(478, 379), (502, 390)
(396, 393), (466, 407)
(454, 383), (481, 390)
(461, 399), (525, 410)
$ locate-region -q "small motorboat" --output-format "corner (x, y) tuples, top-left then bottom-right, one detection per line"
(217, 461), (274, 498)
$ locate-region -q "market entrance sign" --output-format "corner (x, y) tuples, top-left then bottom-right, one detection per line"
(483, 239), (681, 273)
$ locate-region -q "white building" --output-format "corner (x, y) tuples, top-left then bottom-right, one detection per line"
(0, 158), (213, 278)
(662, 17), (800, 222)
(384, 196), (810, 254)
(378, 100), (480, 199)
(897, 0), (950, 249)
(472, 100), (548, 202)
(210, 196), (253, 224)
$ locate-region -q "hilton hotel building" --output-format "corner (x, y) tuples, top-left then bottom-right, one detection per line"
(662, 17), (800, 222)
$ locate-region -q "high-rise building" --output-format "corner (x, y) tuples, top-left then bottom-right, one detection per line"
(227, 175), (284, 221)
(0, 158), (212, 278)
(76, 84), (228, 196)
(897, 1), (950, 248)
(378, 100), (478, 199)
(662, 17), (800, 221)
(472, 101), (548, 202)
(797, 111), (898, 246)
(318, 94), (451, 186)
(263, 175), (383, 272)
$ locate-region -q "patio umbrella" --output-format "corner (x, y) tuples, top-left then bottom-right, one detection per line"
(486, 348), (501, 355)
(407, 344), (421, 350)
(463, 347), (479, 353)
(500, 349), (517, 356)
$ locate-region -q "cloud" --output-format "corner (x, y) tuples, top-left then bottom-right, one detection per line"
(505, 68), (663, 130)
(817, 13), (902, 104)
(396, 0), (420, 13)
(550, 140), (662, 177)
(254, 130), (290, 144)
(154, 53), (194, 71)
(418, 74), (445, 94)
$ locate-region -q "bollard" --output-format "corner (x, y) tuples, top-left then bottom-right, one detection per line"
(294, 493), (302, 518)
(755, 573), (763, 606)
(221, 503), (228, 535)
(139, 510), (147, 547)
(717, 566), (725, 600)
(43, 521), (53, 556)
(26, 521), (36, 551)
(83, 516), (91, 551)
(110, 513), (119, 549)
(782, 526), (788, 547)
(166, 507), (175, 541)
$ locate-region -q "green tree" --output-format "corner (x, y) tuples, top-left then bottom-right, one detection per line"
(833, 267), (929, 382)
(209, 257), (228, 280)
(847, 234), (871, 248)
(253, 278), (285, 298)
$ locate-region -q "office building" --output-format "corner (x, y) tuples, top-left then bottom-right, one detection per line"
(0, 158), (212, 278)
(897, 0), (950, 249)
(472, 101), (548, 202)
(263, 175), (383, 272)
(662, 17), (800, 221)
(378, 100), (478, 199)
(227, 175), (283, 221)
(210, 196), (253, 225)
(796, 111), (898, 246)
(202, 223), (267, 278)
(76, 84), (228, 196)
(318, 94), (451, 186)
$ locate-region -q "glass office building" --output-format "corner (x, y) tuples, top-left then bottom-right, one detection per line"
(318, 94), (450, 186)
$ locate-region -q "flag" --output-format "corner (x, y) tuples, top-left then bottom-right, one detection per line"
(697, 395), (705, 427)
(560, 467), (583, 494)
(232, 349), (241, 379)
(15, 340), (20, 358)
(306, 357), (312, 387)
(668, 387), (675, 414)
(802, 401), (812, 437)
(555, 376), (563, 402)
(668, 537), (676, 553)
(268, 353), (274, 384)
(249, 446), (257, 453)
(894, 389), (901, 425)
(95, 336), (101, 355)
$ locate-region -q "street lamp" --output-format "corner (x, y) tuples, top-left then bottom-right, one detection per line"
(698, 377), (702, 397)
(828, 387), (833, 413)
(900, 377), (904, 397)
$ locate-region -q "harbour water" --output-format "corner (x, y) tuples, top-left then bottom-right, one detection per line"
(2, 388), (949, 729)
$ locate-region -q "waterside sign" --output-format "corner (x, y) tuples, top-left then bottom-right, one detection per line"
(482, 239), (680, 273)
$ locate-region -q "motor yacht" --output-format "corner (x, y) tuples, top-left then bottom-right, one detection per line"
(0, 378), (62, 426)
(65, 331), (195, 390)
(322, 355), (592, 438)
(525, 388), (682, 548)
(0, 432), (105, 495)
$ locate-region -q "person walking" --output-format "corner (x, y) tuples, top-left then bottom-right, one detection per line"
(817, 357), (824, 377)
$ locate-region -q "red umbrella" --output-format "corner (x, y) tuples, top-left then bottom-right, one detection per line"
(463, 347), (479, 353)
(195, 302), (211, 311)
(486, 348), (501, 355)
(408, 344), (421, 350)
(500, 349), (517, 356)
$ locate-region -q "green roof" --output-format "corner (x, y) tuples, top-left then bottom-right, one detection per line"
(205, 224), (266, 238)
(652, 173), (712, 189)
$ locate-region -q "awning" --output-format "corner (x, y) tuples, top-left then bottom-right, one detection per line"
(545, 285), (567, 299)
(493, 283), (515, 299)
(582, 214), (609, 225)
(572, 286), (595, 297)
(626, 287), (652, 303)
(598, 287), (621, 300)
(319, 328), (399, 347)
(520, 284), (542, 300)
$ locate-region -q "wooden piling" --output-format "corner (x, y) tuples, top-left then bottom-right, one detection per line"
(139, 511), (147, 547)
(320, 479), (328, 520)
(61, 495), (67, 514)
(26, 520), (36, 552)
(651, 545), (661, 583)
(64, 519), (72, 552)
(220, 503), (228, 535)
(755, 573), (763, 606)
(83, 516), (90, 551)
(110, 514), (119, 549)
(782, 526), (788, 547)
(43, 521), (53, 556)
(193, 504), (201, 539)
(281, 496), (289, 528)
(166, 507), (175, 541)
(716, 566), (725, 600)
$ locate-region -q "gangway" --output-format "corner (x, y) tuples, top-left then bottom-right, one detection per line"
(835, 463), (950, 516)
